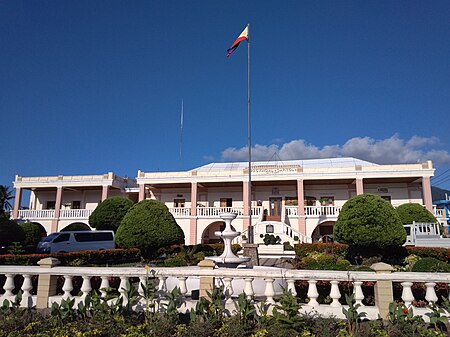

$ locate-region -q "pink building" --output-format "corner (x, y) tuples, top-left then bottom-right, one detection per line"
(11, 157), (440, 245)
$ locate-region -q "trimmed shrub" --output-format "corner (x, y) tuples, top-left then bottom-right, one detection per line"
(334, 194), (406, 249)
(0, 248), (141, 266)
(411, 257), (450, 272)
(115, 199), (185, 257)
(20, 222), (44, 246)
(406, 246), (450, 263)
(0, 217), (25, 248)
(60, 222), (91, 231)
(89, 197), (134, 232)
(396, 203), (437, 226)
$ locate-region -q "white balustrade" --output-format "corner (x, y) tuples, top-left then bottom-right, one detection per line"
(59, 209), (93, 219)
(18, 209), (55, 219)
(1, 265), (450, 321)
(196, 207), (244, 217)
(168, 208), (191, 217)
(304, 206), (341, 217)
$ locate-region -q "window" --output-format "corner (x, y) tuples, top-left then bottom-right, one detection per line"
(46, 201), (56, 209)
(266, 224), (274, 233)
(53, 233), (70, 243)
(285, 197), (298, 206)
(74, 232), (113, 242)
(220, 198), (232, 207)
(380, 196), (391, 202)
(174, 199), (185, 207)
(72, 201), (81, 209)
(320, 197), (334, 206)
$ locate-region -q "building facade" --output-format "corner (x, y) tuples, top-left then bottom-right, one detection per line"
(11, 157), (443, 245)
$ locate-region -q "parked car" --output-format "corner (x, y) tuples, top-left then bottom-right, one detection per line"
(36, 230), (115, 253)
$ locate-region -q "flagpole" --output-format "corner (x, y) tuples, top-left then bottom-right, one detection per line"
(247, 24), (253, 244)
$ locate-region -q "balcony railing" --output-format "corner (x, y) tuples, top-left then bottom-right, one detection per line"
(284, 206), (342, 217)
(168, 206), (263, 219)
(17, 209), (93, 220)
(18, 209), (55, 219)
(59, 209), (93, 219)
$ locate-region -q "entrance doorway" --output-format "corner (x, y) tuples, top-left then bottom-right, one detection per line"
(267, 197), (282, 221)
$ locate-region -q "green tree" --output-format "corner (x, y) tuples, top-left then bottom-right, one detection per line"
(20, 222), (46, 246)
(0, 217), (25, 248)
(115, 199), (185, 257)
(395, 203), (437, 225)
(0, 185), (14, 218)
(334, 194), (406, 249)
(89, 197), (134, 232)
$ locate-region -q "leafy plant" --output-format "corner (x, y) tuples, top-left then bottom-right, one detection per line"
(341, 293), (366, 336)
(272, 288), (304, 330)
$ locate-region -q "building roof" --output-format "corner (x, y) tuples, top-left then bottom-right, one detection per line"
(191, 157), (379, 173)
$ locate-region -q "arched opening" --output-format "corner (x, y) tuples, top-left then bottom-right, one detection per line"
(311, 221), (335, 242)
(201, 221), (236, 244)
(31, 222), (47, 238)
(61, 222), (91, 232)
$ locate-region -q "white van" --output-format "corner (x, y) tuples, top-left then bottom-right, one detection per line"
(37, 230), (115, 253)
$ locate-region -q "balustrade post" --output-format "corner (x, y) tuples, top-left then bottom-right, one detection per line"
(177, 277), (188, 297)
(243, 278), (255, 300)
(401, 282), (414, 307)
(307, 280), (319, 307)
(36, 258), (60, 309)
(81, 276), (92, 300)
(223, 277), (234, 303)
(62, 275), (74, 300)
(287, 279), (297, 296)
(198, 259), (215, 299)
(3, 274), (15, 298)
(330, 280), (341, 307)
(21, 274), (33, 308)
(158, 276), (168, 292)
(371, 262), (394, 319)
(425, 282), (438, 304)
(353, 281), (364, 307)
(119, 276), (128, 305)
(100, 276), (110, 298)
(264, 278), (276, 304)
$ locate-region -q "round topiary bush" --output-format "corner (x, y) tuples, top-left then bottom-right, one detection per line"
(115, 199), (185, 257)
(334, 194), (406, 249)
(0, 217), (26, 248)
(61, 222), (91, 231)
(411, 257), (450, 272)
(20, 222), (45, 246)
(89, 197), (134, 232)
(395, 203), (437, 226)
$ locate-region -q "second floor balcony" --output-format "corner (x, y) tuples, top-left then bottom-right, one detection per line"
(16, 204), (448, 224)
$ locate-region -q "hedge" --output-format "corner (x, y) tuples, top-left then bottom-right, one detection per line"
(0, 248), (141, 266)
(294, 243), (450, 265)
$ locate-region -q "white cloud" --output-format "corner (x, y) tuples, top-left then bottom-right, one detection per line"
(220, 135), (450, 165)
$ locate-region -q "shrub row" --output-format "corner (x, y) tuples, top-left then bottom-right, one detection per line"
(0, 248), (141, 266)
(294, 242), (349, 258)
(295, 243), (450, 264)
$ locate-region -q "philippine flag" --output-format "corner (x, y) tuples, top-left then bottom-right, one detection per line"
(227, 25), (249, 57)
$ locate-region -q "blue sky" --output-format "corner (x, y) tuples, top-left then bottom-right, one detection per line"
(2, 0), (450, 190)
